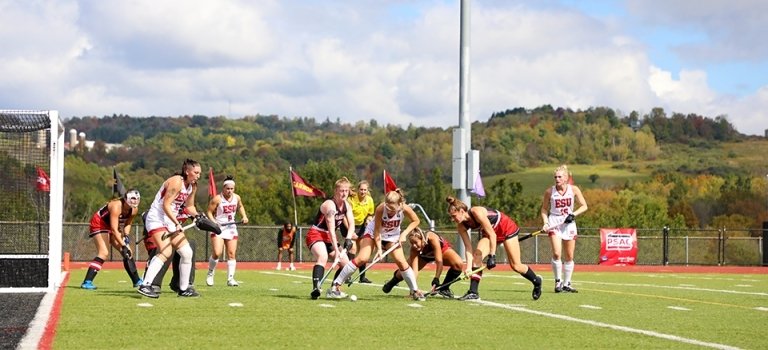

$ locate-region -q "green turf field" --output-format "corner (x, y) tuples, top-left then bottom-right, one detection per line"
(55, 268), (767, 349)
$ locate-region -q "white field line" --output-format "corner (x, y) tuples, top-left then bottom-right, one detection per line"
(576, 280), (768, 297)
(476, 300), (741, 350)
(275, 271), (742, 349)
(487, 274), (767, 296)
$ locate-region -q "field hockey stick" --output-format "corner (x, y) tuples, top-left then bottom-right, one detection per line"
(161, 216), (222, 240)
(518, 229), (545, 242)
(219, 220), (244, 226)
(428, 265), (486, 296)
(317, 248), (347, 289)
(346, 241), (402, 286)
(519, 221), (568, 242)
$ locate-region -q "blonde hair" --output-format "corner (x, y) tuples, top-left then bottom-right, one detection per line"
(335, 176), (352, 189)
(445, 196), (468, 212)
(384, 188), (405, 204)
(407, 227), (427, 243)
(357, 180), (370, 190)
(555, 164), (571, 180)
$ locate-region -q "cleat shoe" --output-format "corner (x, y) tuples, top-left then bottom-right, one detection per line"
(206, 272), (214, 286)
(133, 278), (143, 288)
(81, 281), (97, 290)
(276, 264), (282, 271)
(438, 289), (455, 299)
(359, 276), (373, 284)
(562, 283), (578, 293)
(178, 288), (200, 298)
(554, 279), (563, 293)
(288, 264), (297, 271)
(150, 285), (162, 294)
(227, 279), (239, 287)
(382, 279), (398, 294)
(532, 275), (543, 300)
(311, 288), (321, 300)
(326, 285), (348, 299)
(459, 291), (480, 301)
(138, 285), (159, 298)
(410, 290), (426, 301)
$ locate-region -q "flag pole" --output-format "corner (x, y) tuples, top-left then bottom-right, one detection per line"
(290, 166), (299, 227)
(289, 166), (302, 263)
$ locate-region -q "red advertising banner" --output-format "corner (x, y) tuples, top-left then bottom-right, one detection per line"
(598, 228), (638, 265)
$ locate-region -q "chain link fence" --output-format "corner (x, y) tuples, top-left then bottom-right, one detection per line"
(62, 223), (765, 266)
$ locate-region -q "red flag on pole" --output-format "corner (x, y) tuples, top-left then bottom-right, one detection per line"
(36, 167), (50, 192)
(208, 167), (217, 198)
(568, 172), (575, 185)
(291, 170), (326, 197)
(383, 170), (398, 194)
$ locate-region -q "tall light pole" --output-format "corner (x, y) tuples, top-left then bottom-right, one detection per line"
(452, 0), (479, 256)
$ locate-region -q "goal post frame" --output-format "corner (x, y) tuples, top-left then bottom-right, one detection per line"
(48, 110), (64, 290)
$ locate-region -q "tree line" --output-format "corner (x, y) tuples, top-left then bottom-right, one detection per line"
(57, 106), (767, 235)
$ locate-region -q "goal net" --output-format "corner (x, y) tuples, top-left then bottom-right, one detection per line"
(0, 110), (63, 292)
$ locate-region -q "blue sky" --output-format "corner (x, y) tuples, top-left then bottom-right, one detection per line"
(1, 0), (765, 135)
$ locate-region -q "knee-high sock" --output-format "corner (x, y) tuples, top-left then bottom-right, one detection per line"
(333, 260), (358, 286)
(83, 257), (104, 283)
(151, 260), (170, 287)
(521, 266), (539, 284)
(551, 259), (563, 282)
(563, 261), (575, 285)
(143, 255), (166, 286)
(441, 269), (462, 290)
(469, 270), (483, 293)
(401, 267), (418, 291)
(208, 257), (218, 274)
(312, 264), (324, 290)
(227, 259), (236, 280)
(177, 244), (193, 291)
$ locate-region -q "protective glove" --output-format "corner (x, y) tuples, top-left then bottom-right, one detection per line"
(486, 255), (497, 270)
(431, 277), (440, 289)
(121, 245), (132, 260)
(564, 214), (575, 224)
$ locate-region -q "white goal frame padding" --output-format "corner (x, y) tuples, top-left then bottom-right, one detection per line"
(0, 110), (64, 292)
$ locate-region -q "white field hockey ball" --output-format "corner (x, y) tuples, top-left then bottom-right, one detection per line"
(350, 295), (357, 301)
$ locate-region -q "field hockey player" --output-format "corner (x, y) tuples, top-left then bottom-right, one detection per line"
(333, 189), (426, 301)
(446, 196), (543, 301)
(381, 228), (463, 299)
(306, 177), (354, 299)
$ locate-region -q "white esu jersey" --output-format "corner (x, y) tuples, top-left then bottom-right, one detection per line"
(547, 185), (577, 240)
(145, 178), (193, 233)
(363, 209), (404, 243)
(215, 194), (239, 240)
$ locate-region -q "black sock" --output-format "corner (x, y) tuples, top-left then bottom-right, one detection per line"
(312, 265), (324, 290)
(333, 267), (342, 281)
(359, 263), (368, 278)
(441, 269), (461, 290)
(84, 257), (104, 282)
(521, 266), (538, 284)
(469, 270), (483, 293)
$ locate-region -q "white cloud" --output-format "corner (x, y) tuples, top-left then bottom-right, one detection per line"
(0, 0), (765, 135)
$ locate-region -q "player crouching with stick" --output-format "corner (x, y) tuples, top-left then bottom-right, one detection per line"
(446, 196), (543, 301)
(81, 189), (142, 290)
(381, 228), (464, 299)
(138, 159), (203, 298)
(332, 189), (426, 301)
